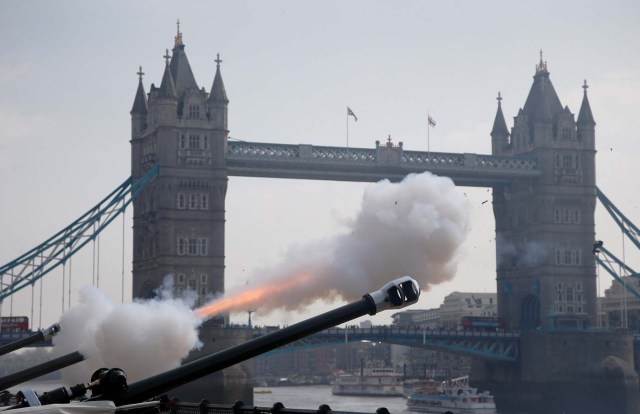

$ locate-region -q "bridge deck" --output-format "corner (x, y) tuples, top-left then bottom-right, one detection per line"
(227, 142), (541, 187)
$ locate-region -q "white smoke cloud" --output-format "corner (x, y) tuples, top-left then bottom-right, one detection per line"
(213, 171), (469, 314)
(53, 279), (202, 385)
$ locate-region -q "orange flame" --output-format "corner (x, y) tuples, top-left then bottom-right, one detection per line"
(194, 274), (314, 319)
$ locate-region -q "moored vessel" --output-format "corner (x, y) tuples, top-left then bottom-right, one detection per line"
(406, 376), (496, 414)
(332, 367), (403, 397)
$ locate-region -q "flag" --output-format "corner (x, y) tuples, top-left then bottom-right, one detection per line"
(347, 107), (358, 122)
(428, 115), (436, 127)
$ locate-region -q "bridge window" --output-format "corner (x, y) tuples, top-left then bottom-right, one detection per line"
(557, 282), (564, 291)
(177, 193), (186, 209)
(177, 273), (185, 284)
(188, 104), (200, 119)
(200, 194), (209, 210)
(177, 238), (186, 255)
(203, 136), (209, 150)
(200, 274), (208, 284)
(188, 239), (198, 255)
(572, 250), (581, 265)
(577, 282), (582, 292)
(562, 127), (571, 140)
(200, 238), (208, 256)
(572, 209), (581, 223)
(554, 208), (561, 223)
(179, 134), (187, 149)
(566, 288), (574, 301)
(189, 194), (197, 209)
(187, 278), (197, 290)
(563, 154), (573, 169)
(563, 208), (571, 223)
(564, 250), (571, 265)
(189, 134), (200, 149)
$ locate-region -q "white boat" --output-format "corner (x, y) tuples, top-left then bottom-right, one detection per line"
(332, 367), (403, 397)
(406, 376), (496, 414)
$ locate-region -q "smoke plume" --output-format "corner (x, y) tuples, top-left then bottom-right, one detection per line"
(205, 171), (469, 316)
(53, 280), (202, 385)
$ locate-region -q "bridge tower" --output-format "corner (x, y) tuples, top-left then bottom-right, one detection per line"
(129, 27), (228, 313)
(491, 54), (597, 330)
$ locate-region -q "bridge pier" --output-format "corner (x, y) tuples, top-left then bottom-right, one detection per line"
(470, 331), (640, 414)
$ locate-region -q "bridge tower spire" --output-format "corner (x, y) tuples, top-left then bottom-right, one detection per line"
(492, 53), (597, 330)
(490, 92), (510, 155)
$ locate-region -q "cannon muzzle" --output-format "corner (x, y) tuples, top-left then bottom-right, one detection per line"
(0, 324), (60, 357)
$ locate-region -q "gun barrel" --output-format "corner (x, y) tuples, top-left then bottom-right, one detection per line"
(0, 351), (84, 391)
(91, 276), (420, 405)
(0, 324), (60, 357)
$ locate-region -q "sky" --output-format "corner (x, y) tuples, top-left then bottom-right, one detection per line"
(0, 0), (639, 330)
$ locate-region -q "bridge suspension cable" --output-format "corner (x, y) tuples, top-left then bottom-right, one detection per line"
(0, 165), (159, 303)
(596, 187), (640, 251)
(595, 187), (640, 305)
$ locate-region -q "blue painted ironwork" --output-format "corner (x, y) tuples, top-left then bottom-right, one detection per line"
(594, 247), (640, 299)
(227, 141), (541, 186)
(596, 187), (640, 251)
(0, 165), (159, 302)
(252, 326), (519, 363)
(595, 187), (640, 296)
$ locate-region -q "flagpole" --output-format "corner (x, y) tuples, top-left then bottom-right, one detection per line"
(346, 107), (349, 149)
(427, 110), (430, 159)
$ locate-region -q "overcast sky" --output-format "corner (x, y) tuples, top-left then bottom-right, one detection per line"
(1, 1), (639, 329)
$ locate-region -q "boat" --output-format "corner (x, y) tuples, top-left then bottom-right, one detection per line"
(402, 378), (441, 398)
(406, 376), (496, 414)
(254, 388), (272, 394)
(332, 367), (403, 397)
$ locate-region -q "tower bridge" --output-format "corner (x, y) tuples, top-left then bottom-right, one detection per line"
(1, 30), (639, 413)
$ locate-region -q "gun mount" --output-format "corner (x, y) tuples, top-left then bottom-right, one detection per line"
(0, 324), (60, 357)
(9, 276), (420, 409)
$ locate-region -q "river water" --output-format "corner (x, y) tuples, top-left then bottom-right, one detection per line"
(11, 382), (512, 414)
(254, 385), (409, 413)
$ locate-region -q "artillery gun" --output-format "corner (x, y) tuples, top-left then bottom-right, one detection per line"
(2, 276), (420, 413)
(0, 325), (60, 357)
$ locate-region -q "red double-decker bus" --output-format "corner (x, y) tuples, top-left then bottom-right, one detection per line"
(1, 316), (29, 332)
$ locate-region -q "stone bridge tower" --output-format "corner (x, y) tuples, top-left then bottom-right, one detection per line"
(490, 54), (597, 330)
(129, 27), (228, 315)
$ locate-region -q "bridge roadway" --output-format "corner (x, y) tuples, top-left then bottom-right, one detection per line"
(226, 141), (541, 186)
(252, 326), (521, 363)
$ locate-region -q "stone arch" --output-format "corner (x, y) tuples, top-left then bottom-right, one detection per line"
(138, 279), (159, 300)
(520, 294), (541, 330)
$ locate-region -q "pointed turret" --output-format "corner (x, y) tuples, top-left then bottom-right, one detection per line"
(158, 49), (177, 100)
(208, 53), (228, 131)
(522, 51), (562, 122)
(208, 53), (229, 104)
(491, 92), (509, 136)
(577, 79), (596, 126)
(131, 66), (148, 116)
(491, 92), (510, 155)
(170, 21), (199, 96)
(130, 67), (148, 181)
